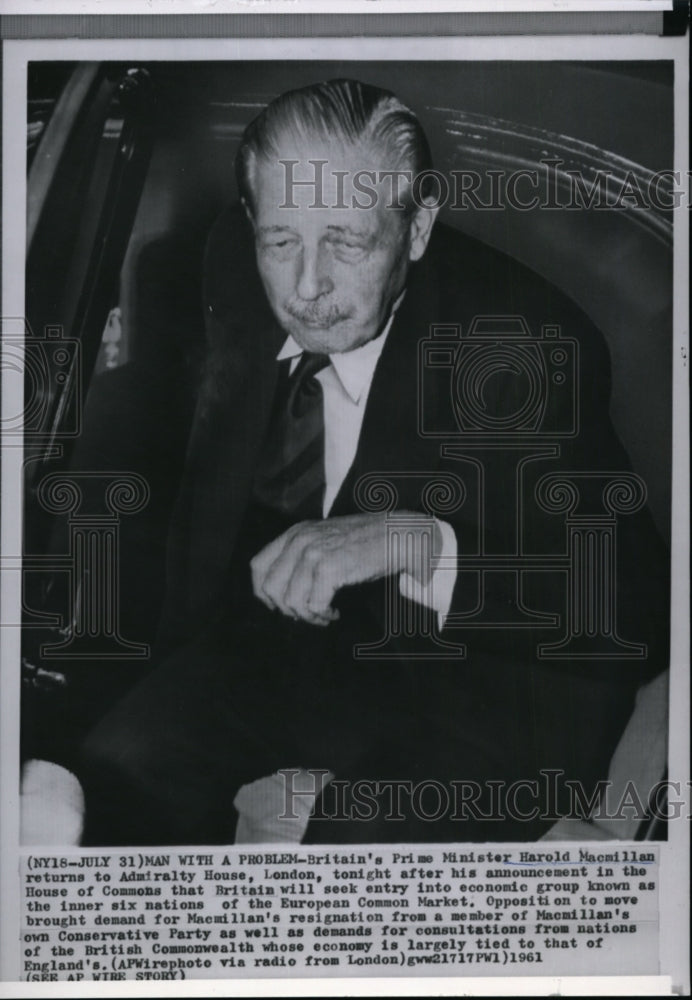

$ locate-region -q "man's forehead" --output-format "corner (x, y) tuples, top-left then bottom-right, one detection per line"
(251, 149), (408, 230)
(257, 220), (375, 238)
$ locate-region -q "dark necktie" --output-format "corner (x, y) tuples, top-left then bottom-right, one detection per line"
(253, 351), (331, 521)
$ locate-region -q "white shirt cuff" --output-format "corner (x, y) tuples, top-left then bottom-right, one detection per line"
(398, 518), (457, 629)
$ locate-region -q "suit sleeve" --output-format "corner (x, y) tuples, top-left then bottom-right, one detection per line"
(435, 294), (669, 680)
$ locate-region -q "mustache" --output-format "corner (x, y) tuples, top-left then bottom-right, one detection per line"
(284, 298), (350, 328)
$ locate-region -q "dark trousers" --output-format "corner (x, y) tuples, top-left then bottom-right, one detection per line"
(79, 592), (414, 845)
(78, 579), (640, 846)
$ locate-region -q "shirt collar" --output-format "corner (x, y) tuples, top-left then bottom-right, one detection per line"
(276, 292), (404, 405)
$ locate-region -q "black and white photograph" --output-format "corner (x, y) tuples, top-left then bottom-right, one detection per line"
(1, 3), (689, 995)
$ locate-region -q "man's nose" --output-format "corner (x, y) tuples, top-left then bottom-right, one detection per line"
(295, 247), (333, 300)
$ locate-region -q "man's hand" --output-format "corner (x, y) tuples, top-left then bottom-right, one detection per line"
(250, 512), (441, 626)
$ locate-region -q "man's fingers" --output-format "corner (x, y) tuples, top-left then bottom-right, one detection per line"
(259, 529), (316, 618)
(306, 559), (339, 619)
(261, 553), (300, 616)
(283, 546), (339, 625)
(261, 533), (340, 626)
(250, 554), (277, 609)
(250, 523), (310, 608)
(248, 515), (387, 625)
(281, 544), (320, 621)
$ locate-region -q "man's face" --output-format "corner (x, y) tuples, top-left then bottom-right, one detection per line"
(248, 139), (435, 354)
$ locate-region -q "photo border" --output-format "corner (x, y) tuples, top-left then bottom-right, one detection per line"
(1, 14), (689, 999)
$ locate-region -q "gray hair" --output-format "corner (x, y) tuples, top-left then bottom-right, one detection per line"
(236, 78), (433, 213)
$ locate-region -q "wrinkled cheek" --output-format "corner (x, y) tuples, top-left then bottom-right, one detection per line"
(259, 263), (296, 309)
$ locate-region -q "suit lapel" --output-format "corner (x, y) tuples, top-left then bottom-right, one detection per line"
(331, 251), (443, 517)
(175, 309), (284, 629)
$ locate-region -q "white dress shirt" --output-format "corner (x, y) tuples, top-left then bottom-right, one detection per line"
(276, 317), (458, 624)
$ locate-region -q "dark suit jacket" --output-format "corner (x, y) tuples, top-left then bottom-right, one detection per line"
(159, 202), (667, 667)
(149, 209), (665, 813)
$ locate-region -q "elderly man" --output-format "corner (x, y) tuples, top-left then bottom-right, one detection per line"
(79, 79), (667, 846)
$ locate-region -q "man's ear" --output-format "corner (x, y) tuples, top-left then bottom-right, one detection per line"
(407, 201), (440, 262)
(241, 196), (256, 231)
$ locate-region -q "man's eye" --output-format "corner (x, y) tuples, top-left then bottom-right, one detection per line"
(329, 239), (367, 260)
(261, 239), (298, 258)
